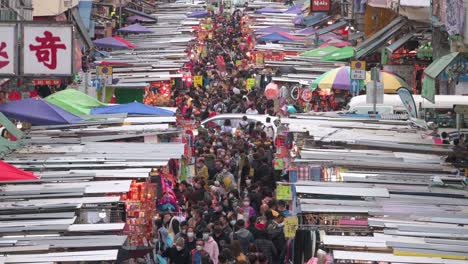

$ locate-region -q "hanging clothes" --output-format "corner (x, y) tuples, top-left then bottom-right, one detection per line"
(293, 229), (314, 264)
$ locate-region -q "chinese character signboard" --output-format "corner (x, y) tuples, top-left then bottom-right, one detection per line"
(310, 0), (330, 12)
(0, 24), (17, 75)
(22, 24), (73, 76)
(283, 217), (298, 238)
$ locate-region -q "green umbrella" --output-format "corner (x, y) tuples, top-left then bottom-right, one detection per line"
(322, 46), (355, 61)
(300, 46), (339, 58)
(45, 89), (106, 116)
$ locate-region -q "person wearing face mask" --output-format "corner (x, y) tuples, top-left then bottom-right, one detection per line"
(174, 221), (188, 242)
(191, 239), (210, 264)
(186, 227), (197, 252)
(240, 197), (256, 220)
(201, 228), (219, 264)
(230, 219), (254, 254)
(162, 237), (190, 264)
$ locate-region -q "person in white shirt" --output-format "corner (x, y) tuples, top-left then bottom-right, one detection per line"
(245, 104), (258, 115)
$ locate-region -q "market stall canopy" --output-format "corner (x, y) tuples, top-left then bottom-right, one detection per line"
(127, 15), (156, 23)
(256, 25), (291, 33)
(258, 32), (304, 42)
(0, 160), (39, 181)
(45, 89), (106, 116)
(93, 36), (137, 49)
(91, 102), (175, 116)
(301, 46), (339, 57)
(188, 10), (209, 18)
(117, 23), (153, 34)
(322, 46), (355, 61)
(0, 98), (82, 125)
(255, 7), (283, 13)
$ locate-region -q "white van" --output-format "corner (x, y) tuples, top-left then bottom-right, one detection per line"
(347, 94), (468, 128)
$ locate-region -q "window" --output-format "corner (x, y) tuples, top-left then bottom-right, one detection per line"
(1, 0), (9, 8)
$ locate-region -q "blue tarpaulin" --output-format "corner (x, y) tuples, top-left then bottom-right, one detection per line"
(91, 102), (175, 116)
(0, 98), (82, 125)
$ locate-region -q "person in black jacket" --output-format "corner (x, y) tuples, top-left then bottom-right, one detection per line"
(162, 237), (191, 264)
(254, 230), (278, 264)
(212, 221), (231, 251)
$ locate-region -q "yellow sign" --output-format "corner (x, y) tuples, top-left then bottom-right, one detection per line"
(276, 184), (292, 200)
(284, 216), (298, 238)
(351, 60), (366, 70)
(256, 53), (264, 65)
(194, 75), (203, 88)
(97, 66), (113, 76)
(246, 78), (255, 90)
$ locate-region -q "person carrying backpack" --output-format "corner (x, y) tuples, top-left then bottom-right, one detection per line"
(230, 219), (254, 254)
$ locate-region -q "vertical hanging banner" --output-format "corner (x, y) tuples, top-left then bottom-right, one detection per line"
(0, 24), (17, 76)
(193, 75), (203, 87)
(22, 24), (73, 76)
(310, 0), (331, 12)
(256, 53), (264, 65)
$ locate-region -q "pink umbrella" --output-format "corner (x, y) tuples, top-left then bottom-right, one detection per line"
(265, 82), (279, 99)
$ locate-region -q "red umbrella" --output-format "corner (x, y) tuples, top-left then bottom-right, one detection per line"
(0, 160), (39, 181)
(265, 82), (279, 99)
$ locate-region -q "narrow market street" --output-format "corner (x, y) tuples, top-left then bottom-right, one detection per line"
(0, 0), (467, 264)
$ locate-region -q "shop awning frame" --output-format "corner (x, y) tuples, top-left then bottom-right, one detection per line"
(316, 20), (348, 35)
(385, 32), (414, 55)
(356, 16), (408, 59)
(123, 7), (157, 22)
(303, 13), (330, 27)
(424, 52), (460, 79)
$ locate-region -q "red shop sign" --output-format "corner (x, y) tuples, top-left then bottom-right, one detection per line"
(33, 79), (61, 85)
(310, 0), (330, 12)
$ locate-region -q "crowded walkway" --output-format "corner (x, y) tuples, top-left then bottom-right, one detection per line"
(156, 8), (289, 264)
